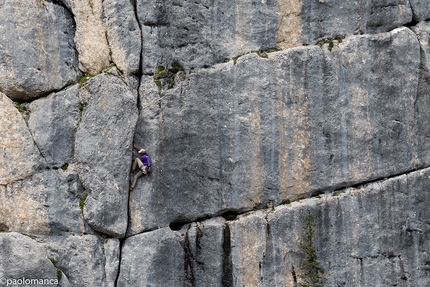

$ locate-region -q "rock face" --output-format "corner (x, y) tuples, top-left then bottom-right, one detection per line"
(0, 232), (62, 285)
(0, 0), (80, 101)
(41, 234), (120, 287)
(0, 92), (41, 185)
(75, 73), (138, 238)
(136, 0), (421, 73)
(27, 86), (80, 167)
(103, 0), (141, 75)
(130, 27), (426, 233)
(65, 0), (111, 74)
(120, 167), (430, 287)
(0, 0), (430, 286)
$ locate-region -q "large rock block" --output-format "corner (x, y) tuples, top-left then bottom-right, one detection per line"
(0, 92), (41, 185)
(236, 167), (430, 286)
(0, 0), (80, 101)
(103, 0), (141, 75)
(410, 0), (430, 21)
(137, 0), (279, 74)
(28, 85), (80, 167)
(0, 167), (88, 235)
(75, 72), (138, 238)
(410, 21), (430, 192)
(136, 0), (422, 73)
(117, 228), (185, 287)
(279, 0), (414, 49)
(120, 217), (228, 287)
(182, 218), (227, 287)
(131, 27), (425, 232)
(66, 0), (110, 74)
(41, 234), (120, 287)
(0, 232), (60, 286)
(119, 167), (430, 286)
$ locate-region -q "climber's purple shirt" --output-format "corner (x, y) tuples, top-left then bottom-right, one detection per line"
(140, 154), (151, 167)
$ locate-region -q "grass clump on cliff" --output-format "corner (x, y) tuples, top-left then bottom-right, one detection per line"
(316, 36), (344, 52)
(78, 73), (96, 86)
(153, 63), (185, 91)
(79, 193), (88, 210)
(280, 199), (291, 205)
(298, 209), (325, 287)
(14, 102), (29, 114)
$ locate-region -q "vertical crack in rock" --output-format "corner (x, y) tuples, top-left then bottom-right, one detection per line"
(261, 215), (273, 285)
(183, 225), (196, 287)
(222, 223), (233, 287)
(114, 238), (125, 287)
(292, 265), (298, 287)
(131, 0), (143, 77)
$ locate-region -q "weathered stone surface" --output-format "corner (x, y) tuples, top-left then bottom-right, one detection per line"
(136, 0), (424, 73)
(0, 232), (59, 285)
(137, 0), (279, 74)
(65, 0), (111, 74)
(0, 0), (80, 101)
(28, 85), (80, 167)
(121, 217), (228, 286)
(41, 234), (120, 287)
(0, 167), (87, 235)
(117, 228), (184, 287)
(183, 217), (226, 286)
(410, 0), (430, 21)
(0, 1), (429, 286)
(119, 167), (430, 287)
(75, 72), (138, 238)
(131, 27), (425, 232)
(103, 0), (141, 75)
(239, 167), (430, 286)
(280, 0), (414, 49)
(0, 92), (41, 185)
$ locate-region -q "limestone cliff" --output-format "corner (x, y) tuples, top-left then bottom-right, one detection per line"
(1, 0), (430, 286)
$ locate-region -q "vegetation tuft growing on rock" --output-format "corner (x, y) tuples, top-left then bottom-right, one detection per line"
(298, 209), (325, 287)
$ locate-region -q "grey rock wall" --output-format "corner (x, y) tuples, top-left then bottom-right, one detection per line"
(40, 234), (120, 287)
(0, 0), (430, 286)
(27, 86), (80, 167)
(75, 73), (138, 238)
(0, 93), (41, 185)
(119, 167), (430, 287)
(130, 27), (427, 233)
(103, 0), (141, 75)
(0, 232), (67, 286)
(136, 0), (426, 73)
(0, 0), (80, 101)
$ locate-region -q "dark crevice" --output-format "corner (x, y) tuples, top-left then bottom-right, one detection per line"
(46, 0), (73, 17)
(221, 224), (233, 287)
(131, 0), (144, 79)
(183, 226), (196, 287)
(292, 265), (298, 287)
(169, 221), (190, 231)
(114, 238), (125, 287)
(405, 19), (419, 28)
(220, 210), (238, 221)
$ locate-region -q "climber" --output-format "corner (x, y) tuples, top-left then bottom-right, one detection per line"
(129, 146), (151, 191)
